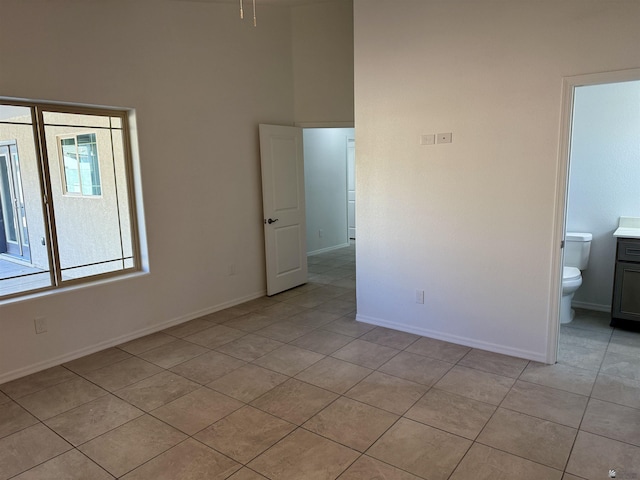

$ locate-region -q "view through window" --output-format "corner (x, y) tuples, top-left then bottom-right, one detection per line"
(0, 102), (140, 298)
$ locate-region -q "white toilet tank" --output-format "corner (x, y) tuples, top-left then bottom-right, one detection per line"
(564, 232), (592, 270)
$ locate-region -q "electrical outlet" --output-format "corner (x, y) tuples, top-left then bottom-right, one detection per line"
(34, 317), (48, 334)
(415, 289), (425, 304)
(227, 264), (236, 276)
(437, 132), (453, 144)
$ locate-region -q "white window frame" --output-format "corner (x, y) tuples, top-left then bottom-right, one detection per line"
(57, 132), (102, 197)
(0, 99), (142, 301)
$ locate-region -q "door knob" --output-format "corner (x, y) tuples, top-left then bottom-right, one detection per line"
(266, 218), (279, 224)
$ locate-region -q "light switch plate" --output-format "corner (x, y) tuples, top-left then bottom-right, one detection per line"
(420, 134), (435, 145)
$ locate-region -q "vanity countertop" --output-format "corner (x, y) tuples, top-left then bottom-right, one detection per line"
(614, 217), (640, 239)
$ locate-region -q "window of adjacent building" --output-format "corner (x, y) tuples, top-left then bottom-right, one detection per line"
(59, 133), (102, 196)
(0, 101), (141, 299)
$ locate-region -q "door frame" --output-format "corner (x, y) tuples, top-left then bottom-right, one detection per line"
(548, 67), (640, 364)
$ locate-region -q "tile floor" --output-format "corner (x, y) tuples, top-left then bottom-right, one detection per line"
(1, 243), (640, 479)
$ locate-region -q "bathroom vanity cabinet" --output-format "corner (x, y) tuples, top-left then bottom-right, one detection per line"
(611, 237), (640, 330)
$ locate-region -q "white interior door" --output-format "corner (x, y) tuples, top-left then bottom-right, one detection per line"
(347, 138), (356, 239)
(259, 124), (307, 296)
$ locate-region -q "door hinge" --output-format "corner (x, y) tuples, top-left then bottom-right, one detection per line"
(561, 240), (565, 249)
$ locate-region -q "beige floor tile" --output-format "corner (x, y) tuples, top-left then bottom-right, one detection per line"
(239, 296), (282, 312)
(251, 378), (338, 425)
(137, 339), (208, 369)
(368, 418), (471, 480)
(345, 371), (428, 415)
(183, 324), (247, 349)
(15, 376), (107, 420)
(434, 365), (514, 405)
(64, 348), (132, 375)
(79, 357), (162, 392)
(322, 317), (376, 337)
(405, 337), (471, 363)
(332, 339), (399, 369)
(78, 414), (187, 477)
(500, 380), (588, 428)
(215, 334), (284, 361)
(222, 312), (280, 333)
(566, 431), (640, 480)
(339, 455), (423, 480)
(476, 408), (576, 470)
(600, 351), (640, 381)
(581, 398), (640, 446)
(114, 371), (199, 411)
(0, 423), (72, 479)
(195, 405), (295, 463)
(316, 299), (356, 315)
(287, 309), (341, 328)
(0, 391), (8, 404)
(11, 449), (113, 480)
(252, 344), (324, 376)
(228, 468), (268, 480)
(608, 331), (640, 357)
(162, 318), (216, 338)
(170, 350), (246, 384)
(117, 332), (176, 354)
(562, 474), (585, 480)
(360, 326), (420, 350)
(592, 373), (640, 410)
(0, 401), (38, 439)
(254, 320), (316, 342)
(283, 292), (331, 308)
(0, 366), (78, 399)
(449, 443), (562, 480)
(559, 326), (611, 351)
(404, 388), (495, 439)
(208, 364), (288, 403)
(457, 349), (529, 378)
(151, 387), (243, 435)
(303, 397), (398, 452)
(519, 362), (597, 396)
(557, 344), (606, 371)
(378, 351), (452, 386)
(295, 357), (372, 394)
(291, 329), (354, 354)
(120, 438), (240, 480)
(44, 394), (143, 446)
(261, 302), (307, 319)
(248, 428), (359, 480)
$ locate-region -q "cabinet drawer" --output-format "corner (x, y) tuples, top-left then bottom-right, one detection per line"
(617, 239), (640, 262)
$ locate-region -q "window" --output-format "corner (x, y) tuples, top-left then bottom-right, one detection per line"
(0, 101), (141, 299)
(59, 133), (102, 196)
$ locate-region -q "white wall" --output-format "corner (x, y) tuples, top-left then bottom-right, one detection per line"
(354, 0), (640, 362)
(567, 81), (640, 310)
(292, 0), (354, 124)
(0, 0), (296, 382)
(304, 128), (354, 254)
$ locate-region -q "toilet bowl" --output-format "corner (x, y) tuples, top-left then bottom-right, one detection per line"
(560, 232), (592, 325)
(561, 266), (582, 324)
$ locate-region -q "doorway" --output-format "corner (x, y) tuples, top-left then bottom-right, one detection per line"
(0, 140), (31, 263)
(552, 68), (640, 365)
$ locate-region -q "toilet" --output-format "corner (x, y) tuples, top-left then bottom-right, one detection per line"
(561, 232), (592, 324)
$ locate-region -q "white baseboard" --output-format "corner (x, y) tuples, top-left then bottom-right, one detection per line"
(355, 313), (548, 363)
(307, 242), (351, 257)
(571, 301), (611, 313)
(0, 290), (266, 384)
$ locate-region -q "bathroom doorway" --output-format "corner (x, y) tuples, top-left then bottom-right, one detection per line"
(553, 68), (640, 367)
